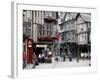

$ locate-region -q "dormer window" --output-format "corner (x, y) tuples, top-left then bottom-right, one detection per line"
(81, 28), (84, 31)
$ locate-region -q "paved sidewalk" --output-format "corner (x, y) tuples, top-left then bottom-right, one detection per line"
(25, 58), (91, 69)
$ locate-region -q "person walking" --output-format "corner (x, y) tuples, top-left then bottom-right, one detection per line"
(32, 52), (37, 68)
(68, 48), (72, 61)
(41, 50), (45, 63)
(62, 50), (66, 62)
(38, 54), (42, 63)
(47, 49), (52, 63)
(23, 51), (27, 69)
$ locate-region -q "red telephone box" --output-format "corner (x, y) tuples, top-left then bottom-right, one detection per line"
(27, 37), (33, 64)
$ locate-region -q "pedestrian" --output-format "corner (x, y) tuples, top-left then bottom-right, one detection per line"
(68, 48), (72, 61)
(32, 52), (37, 68)
(55, 52), (59, 62)
(38, 54), (42, 62)
(62, 50), (66, 62)
(23, 51), (27, 69)
(68, 49), (72, 61)
(47, 49), (52, 63)
(41, 53), (45, 63)
(81, 52), (84, 60)
(44, 50), (48, 63)
(41, 50), (46, 63)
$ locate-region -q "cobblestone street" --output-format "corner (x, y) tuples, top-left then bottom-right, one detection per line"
(25, 58), (90, 69)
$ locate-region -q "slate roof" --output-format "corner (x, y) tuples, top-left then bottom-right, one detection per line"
(70, 13), (78, 19)
(80, 13), (91, 22)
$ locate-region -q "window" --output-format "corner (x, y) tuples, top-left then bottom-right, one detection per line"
(61, 19), (64, 23)
(49, 31), (51, 36)
(49, 24), (52, 30)
(68, 32), (70, 35)
(43, 30), (45, 35)
(40, 31), (42, 36)
(61, 33), (65, 41)
(42, 26), (44, 30)
(72, 32), (74, 35)
(60, 25), (64, 30)
(47, 31), (48, 35)
(46, 25), (48, 29)
(39, 25), (42, 30)
(81, 28), (84, 31)
(68, 38), (70, 41)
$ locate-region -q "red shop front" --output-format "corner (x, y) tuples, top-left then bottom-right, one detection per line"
(27, 37), (33, 64)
